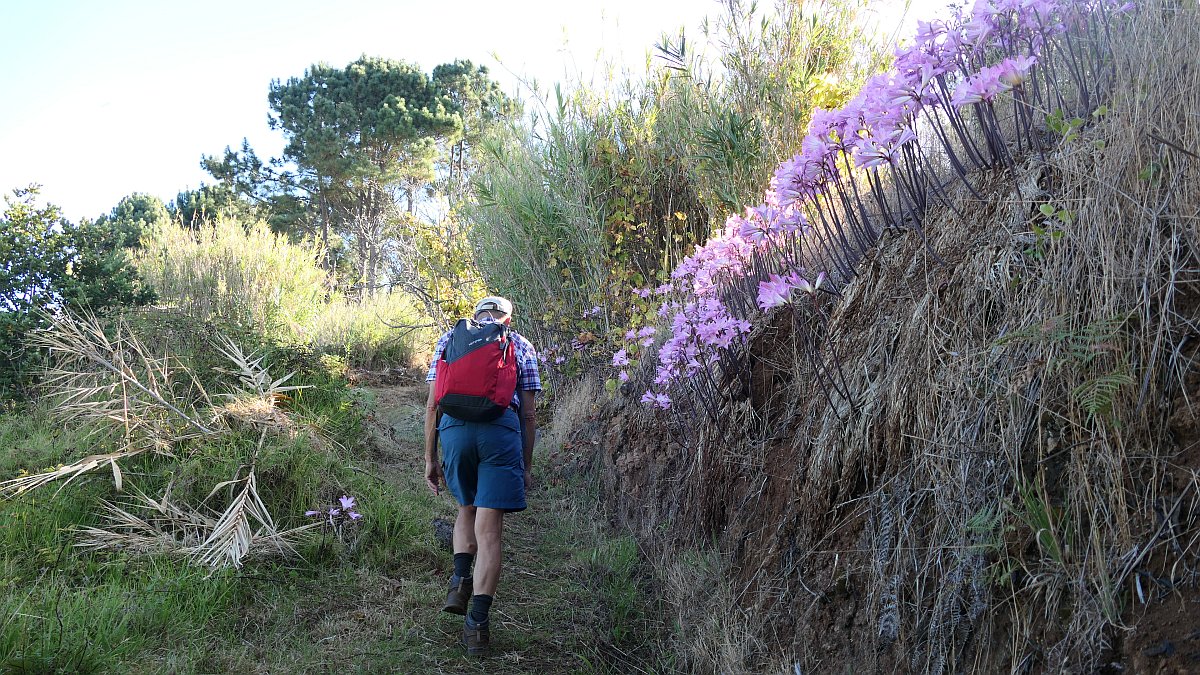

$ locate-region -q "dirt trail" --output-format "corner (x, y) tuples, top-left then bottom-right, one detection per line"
(357, 373), (614, 674)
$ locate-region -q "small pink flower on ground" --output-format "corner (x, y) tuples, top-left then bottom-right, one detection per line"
(612, 349), (630, 367)
(618, 370), (629, 383)
(339, 495), (356, 511)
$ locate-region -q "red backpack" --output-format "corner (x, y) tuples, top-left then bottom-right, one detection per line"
(434, 319), (518, 422)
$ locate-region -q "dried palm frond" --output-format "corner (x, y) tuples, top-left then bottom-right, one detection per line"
(32, 310), (218, 440)
(1, 451), (139, 499)
(209, 336), (336, 449)
(188, 469), (300, 569)
(75, 484), (319, 567)
(213, 335), (308, 401)
(75, 496), (208, 553)
(2, 311), (222, 498)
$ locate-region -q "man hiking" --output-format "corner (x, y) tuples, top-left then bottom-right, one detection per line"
(423, 296), (540, 655)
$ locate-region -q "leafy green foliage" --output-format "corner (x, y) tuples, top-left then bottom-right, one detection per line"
(1024, 201), (1073, 259)
(996, 314), (1130, 370)
(1017, 481), (1071, 566)
(266, 57), (460, 292)
(676, 0), (885, 212)
(996, 314), (1135, 423)
(0, 187), (154, 398)
(432, 59), (519, 202)
(135, 218), (425, 366)
(1045, 109), (1087, 143)
(169, 182), (259, 230)
(201, 58), (511, 317)
(467, 0), (884, 375)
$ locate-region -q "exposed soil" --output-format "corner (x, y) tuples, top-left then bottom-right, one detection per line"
(577, 176), (1200, 672)
(1119, 302), (1200, 673)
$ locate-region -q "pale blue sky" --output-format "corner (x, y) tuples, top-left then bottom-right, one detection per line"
(0, 1), (942, 221)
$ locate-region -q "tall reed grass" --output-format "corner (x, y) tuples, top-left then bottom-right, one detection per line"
(466, 0), (886, 380)
(136, 219), (425, 366)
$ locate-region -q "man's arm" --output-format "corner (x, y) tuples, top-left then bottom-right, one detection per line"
(423, 384), (443, 495)
(519, 389), (537, 489)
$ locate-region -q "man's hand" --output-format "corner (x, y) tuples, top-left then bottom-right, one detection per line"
(524, 468), (533, 491)
(423, 384), (442, 495)
(425, 461), (444, 495)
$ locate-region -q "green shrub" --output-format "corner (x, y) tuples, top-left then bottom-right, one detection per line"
(0, 187), (154, 399)
(136, 218), (328, 339)
(136, 218), (426, 367)
(303, 291), (428, 367)
(466, 0), (886, 372)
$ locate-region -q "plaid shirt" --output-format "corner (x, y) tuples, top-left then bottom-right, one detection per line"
(426, 324), (542, 408)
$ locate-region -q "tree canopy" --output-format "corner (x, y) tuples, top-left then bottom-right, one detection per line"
(0, 187), (154, 397)
(200, 56), (510, 308)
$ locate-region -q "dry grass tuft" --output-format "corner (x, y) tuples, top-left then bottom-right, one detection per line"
(543, 374), (604, 450)
(75, 478), (318, 567)
(660, 548), (762, 673)
(1, 310), (328, 569)
(590, 1), (1200, 672)
(212, 396), (297, 435)
(191, 467), (285, 569)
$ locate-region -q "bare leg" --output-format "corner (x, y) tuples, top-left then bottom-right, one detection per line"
(454, 505), (478, 557)
(472, 507), (505, 596)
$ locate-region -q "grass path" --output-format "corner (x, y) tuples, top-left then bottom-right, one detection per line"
(275, 380), (654, 674)
(0, 380), (669, 673)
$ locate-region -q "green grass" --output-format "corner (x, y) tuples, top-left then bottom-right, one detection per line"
(0, 464), (241, 672)
(0, 369), (686, 673)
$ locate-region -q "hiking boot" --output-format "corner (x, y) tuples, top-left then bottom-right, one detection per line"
(462, 617), (490, 656)
(442, 575), (472, 615)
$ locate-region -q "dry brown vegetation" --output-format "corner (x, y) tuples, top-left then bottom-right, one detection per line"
(1, 313), (318, 569)
(573, 3), (1200, 672)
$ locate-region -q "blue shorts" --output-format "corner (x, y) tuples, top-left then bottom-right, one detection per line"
(438, 408), (526, 512)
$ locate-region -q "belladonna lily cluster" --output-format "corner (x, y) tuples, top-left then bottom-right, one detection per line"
(306, 494), (363, 524)
(617, 0), (1135, 411)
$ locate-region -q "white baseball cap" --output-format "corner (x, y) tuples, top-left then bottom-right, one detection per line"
(474, 296), (513, 316)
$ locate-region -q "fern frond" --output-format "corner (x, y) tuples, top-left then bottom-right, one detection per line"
(1072, 370), (1135, 419)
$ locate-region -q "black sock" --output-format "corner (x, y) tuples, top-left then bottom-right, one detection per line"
(468, 594), (493, 624)
(453, 553), (474, 580)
